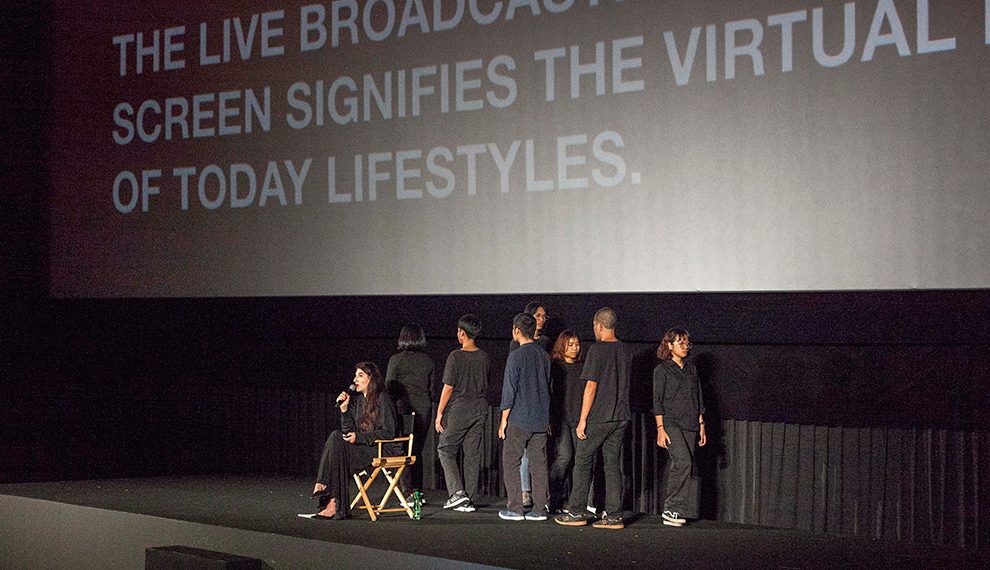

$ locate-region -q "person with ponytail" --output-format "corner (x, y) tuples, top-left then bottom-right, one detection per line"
(303, 361), (400, 520)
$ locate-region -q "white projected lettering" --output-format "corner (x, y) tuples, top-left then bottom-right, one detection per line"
(48, 0), (990, 296)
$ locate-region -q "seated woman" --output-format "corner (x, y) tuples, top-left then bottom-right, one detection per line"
(305, 361), (401, 519)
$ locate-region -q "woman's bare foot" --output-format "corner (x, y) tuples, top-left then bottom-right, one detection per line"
(317, 498), (337, 518)
(312, 483), (326, 494)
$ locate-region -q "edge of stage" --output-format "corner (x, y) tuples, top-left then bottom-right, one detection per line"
(1, 476), (985, 569)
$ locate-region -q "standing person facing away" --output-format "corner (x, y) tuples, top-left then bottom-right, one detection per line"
(435, 314), (491, 513)
(508, 301), (550, 508)
(498, 313), (552, 521)
(555, 307), (632, 530)
(654, 328), (706, 527)
(384, 323), (435, 497)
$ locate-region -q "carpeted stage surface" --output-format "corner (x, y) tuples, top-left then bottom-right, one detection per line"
(0, 476), (984, 568)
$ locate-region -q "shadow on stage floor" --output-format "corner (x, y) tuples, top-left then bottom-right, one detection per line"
(0, 476), (985, 569)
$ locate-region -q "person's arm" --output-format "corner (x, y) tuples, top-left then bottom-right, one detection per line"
(499, 407), (511, 439)
(435, 384), (453, 433)
(384, 355), (398, 389)
(575, 380), (597, 440)
(653, 366), (670, 448)
(696, 368), (707, 445)
(340, 397), (356, 433)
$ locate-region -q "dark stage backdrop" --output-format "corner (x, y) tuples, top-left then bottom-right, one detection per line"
(3, 291), (989, 549)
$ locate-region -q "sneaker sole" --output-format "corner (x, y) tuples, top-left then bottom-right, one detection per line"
(662, 519), (684, 527)
(454, 505), (476, 513)
(499, 513), (525, 521)
(524, 516), (548, 521)
(592, 523), (624, 529)
(554, 518), (588, 526)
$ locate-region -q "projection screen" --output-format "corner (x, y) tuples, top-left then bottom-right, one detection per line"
(49, 0), (990, 296)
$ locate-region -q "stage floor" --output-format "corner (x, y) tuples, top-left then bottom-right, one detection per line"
(0, 476), (985, 569)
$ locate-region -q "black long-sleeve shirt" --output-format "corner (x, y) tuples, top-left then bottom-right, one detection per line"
(652, 359), (705, 431)
(341, 392), (402, 453)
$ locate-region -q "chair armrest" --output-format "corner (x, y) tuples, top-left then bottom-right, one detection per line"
(373, 436), (412, 444)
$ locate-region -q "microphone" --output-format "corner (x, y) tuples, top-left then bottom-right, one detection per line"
(336, 384), (357, 409)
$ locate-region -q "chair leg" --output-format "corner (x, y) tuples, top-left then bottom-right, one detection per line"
(352, 470), (379, 522)
(382, 466), (414, 518)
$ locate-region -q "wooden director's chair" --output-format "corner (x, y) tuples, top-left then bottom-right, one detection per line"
(349, 414), (417, 521)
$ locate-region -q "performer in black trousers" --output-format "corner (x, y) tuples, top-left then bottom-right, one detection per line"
(436, 315), (491, 513)
(547, 329), (583, 512)
(385, 323), (436, 496)
(498, 313), (552, 521)
(555, 308), (632, 530)
(653, 328), (707, 527)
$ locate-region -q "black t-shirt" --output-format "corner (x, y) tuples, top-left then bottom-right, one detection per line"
(580, 341), (632, 423)
(441, 348), (491, 418)
(385, 350), (435, 413)
(550, 360), (584, 427)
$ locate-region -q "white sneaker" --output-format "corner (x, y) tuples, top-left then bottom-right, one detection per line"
(454, 501), (476, 512)
(662, 510), (686, 526)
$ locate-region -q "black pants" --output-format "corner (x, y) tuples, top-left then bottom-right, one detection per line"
(399, 405), (431, 493)
(548, 421), (575, 510)
(663, 425), (699, 518)
(436, 410), (486, 499)
(315, 429), (376, 518)
(502, 423), (548, 514)
(566, 421), (628, 515)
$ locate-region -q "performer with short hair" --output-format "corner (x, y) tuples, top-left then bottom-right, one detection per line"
(654, 327), (706, 527)
(436, 314), (490, 513)
(508, 301), (550, 508)
(498, 313), (552, 521)
(555, 307), (632, 530)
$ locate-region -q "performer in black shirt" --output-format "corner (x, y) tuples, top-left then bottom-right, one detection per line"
(555, 308), (631, 530)
(384, 323), (435, 496)
(654, 328), (706, 527)
(436, 315), (491, 513)
(548, 329), (583, 512)
(302, 362), (399, 520)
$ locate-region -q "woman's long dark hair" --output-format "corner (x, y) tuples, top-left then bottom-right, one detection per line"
(356, 361), (385, 432)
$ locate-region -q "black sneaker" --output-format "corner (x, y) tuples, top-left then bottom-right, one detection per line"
(591, 511), (624, 530)
(443, 490), (470, 509)
(454, 500), (476, 513)
(554, 510), (589, 526)
(662, 510), (686, 526)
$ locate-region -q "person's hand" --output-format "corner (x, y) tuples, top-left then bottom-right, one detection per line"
(698, 424), (707, 447)
(342, 432), (356, 444)
(435, 413), (444, 433)
(657, 427), (670, 449)
(337, 391), (350, 412)
(576, 419), (587, 440)
(498, 419), (507, 440)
